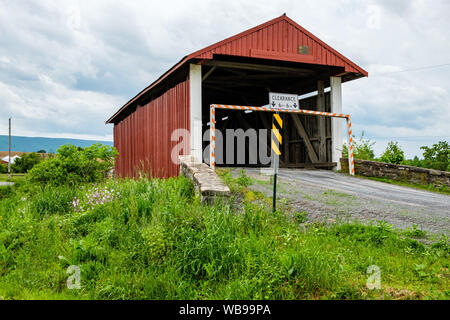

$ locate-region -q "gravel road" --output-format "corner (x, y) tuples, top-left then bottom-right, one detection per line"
(230, 168), (450, 237)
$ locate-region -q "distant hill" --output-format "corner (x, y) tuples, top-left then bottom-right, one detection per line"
(0, 135), (113, 153)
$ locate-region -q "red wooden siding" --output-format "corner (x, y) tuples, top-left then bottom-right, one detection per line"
(113, 80), (190, 178)
(190, 15), (367, 75)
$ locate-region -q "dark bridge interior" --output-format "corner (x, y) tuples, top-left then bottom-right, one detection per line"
(201, 55), (339, 168)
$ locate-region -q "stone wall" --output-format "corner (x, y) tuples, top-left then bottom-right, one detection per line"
(179, 155), (231, 204)
(341, 159), (450, 187)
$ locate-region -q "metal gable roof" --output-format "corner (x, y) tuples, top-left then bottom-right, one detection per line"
(106, 14), (367, 124)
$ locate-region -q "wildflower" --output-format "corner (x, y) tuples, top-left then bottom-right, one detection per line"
(71, 184), (119, 213)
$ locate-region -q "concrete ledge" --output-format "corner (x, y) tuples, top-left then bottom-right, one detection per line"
(341, 158), (450, 187)
(179, 155), (231, 204)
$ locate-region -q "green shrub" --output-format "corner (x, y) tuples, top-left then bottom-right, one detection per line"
(332, 221), (395, 246)
(12, 152), (43, 173)
(431, 235), (449, 253)
(343, 132), (376, 160)
(405, 224), (427, 238)
(0, 185), (13, 200)
(27, 143), (118, 186)
(421, 141), (449, 172)
(216, 168), (252, 193)
(0, 163), (8, 174)
(236, 169), (252, 188)
(379, 141), (405, 164)
(293, 211), (308, 224)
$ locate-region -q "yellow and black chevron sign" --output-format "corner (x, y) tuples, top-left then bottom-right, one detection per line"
(271, 113), (282, 156)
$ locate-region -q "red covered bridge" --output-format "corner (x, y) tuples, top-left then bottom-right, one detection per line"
(106, 14), (367, 178)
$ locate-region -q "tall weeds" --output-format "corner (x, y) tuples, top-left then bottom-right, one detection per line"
(0, 175), (448, 300)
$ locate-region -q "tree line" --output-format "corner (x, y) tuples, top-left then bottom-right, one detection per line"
(0, 151), (46, 174)
(0, 145), (117, 178)
(343, 134), (449, 172)
(1, 139), (448, 174)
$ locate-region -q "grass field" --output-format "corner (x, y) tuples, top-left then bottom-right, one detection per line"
(0, 173), (448, 300)
(361, 176), (450, 195)
(0, 173), (26, 182)
(337, 171), (450, 195)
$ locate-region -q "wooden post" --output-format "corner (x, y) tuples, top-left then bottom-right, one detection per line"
(317, 81), (326, 161)
(8, 118), (11, 181)
(283, 114), (289, 164)
(290, 114), (319, 163)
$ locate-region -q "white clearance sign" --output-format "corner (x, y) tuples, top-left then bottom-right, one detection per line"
(269, 92), (299, 110)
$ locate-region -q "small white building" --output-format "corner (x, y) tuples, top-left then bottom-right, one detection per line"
(1, 155), (21, 164)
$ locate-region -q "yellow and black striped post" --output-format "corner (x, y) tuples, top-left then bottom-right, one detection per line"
(272, 112), (282, 212)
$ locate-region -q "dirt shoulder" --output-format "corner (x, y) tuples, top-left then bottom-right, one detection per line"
(230, 168), (450, 238)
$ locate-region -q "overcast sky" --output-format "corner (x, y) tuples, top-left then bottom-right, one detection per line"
(0, 0), (449, 157)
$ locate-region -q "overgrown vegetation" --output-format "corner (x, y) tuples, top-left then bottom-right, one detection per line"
(360, 176), (450, 195)
(0, 163), (7, 174)
(12, 152), (44, 173)
(419, 141), (450, 171)
(379, 141), (405, 165)
(0, 165), (448, 300)
(0, 153), (45, 174)
(27, 143), (117, 186)
(344, 136), (449, 172)
(216, 168), (253, 193)
(343, 132), (376, 161)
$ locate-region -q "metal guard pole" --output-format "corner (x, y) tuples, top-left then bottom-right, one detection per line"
(346, 116), (355, 176)
(210, 105), (215, 169)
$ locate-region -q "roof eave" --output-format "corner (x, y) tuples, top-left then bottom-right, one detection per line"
(106, 55), (195, 124)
